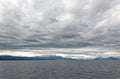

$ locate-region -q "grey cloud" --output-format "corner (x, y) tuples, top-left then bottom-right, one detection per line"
(0, 0), (120, 50)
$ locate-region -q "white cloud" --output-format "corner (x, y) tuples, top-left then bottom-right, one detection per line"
(0, 48), (119, 59)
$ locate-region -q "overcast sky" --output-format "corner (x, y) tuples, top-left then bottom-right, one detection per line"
(0, 0), (120, 58)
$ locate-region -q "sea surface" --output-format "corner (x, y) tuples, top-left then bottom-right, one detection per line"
(0, 60), (120, 79)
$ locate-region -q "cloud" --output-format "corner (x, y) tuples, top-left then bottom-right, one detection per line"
(0, 0), (120, 51)
(0, 48), (120, 59)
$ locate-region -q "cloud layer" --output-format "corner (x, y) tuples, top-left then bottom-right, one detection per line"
(0, 0), (120, 51)
(0, 49), (120, 59)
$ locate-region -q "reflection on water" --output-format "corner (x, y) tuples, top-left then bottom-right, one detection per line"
(0, 60), (120, 79)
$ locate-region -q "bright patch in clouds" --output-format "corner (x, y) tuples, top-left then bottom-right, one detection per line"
(0, 48), (120, 59)
(62, 0), (75, 10)
(56, 13), (74, 23)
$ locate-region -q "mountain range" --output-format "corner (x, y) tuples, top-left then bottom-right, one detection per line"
(0, 55), (73, 60)
(0, 55), (120, 60)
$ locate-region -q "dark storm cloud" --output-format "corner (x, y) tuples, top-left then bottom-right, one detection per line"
(0, 0), (120, 50)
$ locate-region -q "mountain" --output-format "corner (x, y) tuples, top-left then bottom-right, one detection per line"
(94, 57), (120, 60)
(0, 55), (73, 60)
(0, 55), (120, 60)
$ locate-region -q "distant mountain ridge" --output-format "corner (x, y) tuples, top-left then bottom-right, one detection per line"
(0, 55), (73, 60)
(0, 55), (120, 60)
(94, 57), (120, 60)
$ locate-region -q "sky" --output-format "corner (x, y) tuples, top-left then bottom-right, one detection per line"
(0, 0), (120, 59)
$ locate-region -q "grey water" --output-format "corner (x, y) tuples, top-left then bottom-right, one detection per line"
(0, 60), (120, 79)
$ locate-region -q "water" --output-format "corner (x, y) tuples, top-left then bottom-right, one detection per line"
(0, 60), (120, 79)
